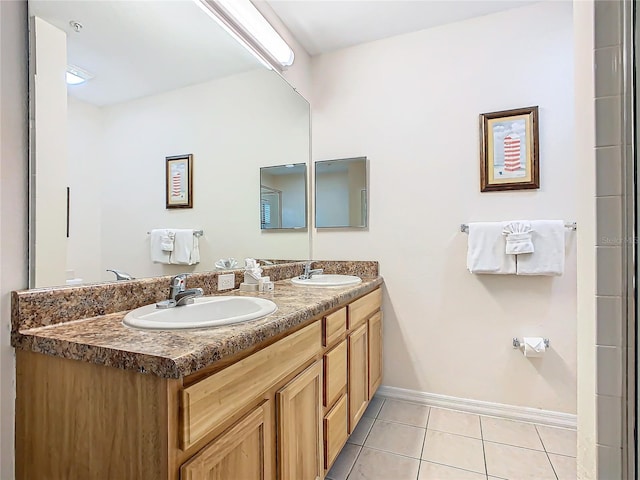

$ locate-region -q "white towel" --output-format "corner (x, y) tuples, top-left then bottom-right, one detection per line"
(503, 221), (534, 255)
(170, 229), (200, 265)
(161, 230), (175, 252)
(516, 220), (565, 276)
(466, 222), (516, 274)
(150, 229), (172, 264)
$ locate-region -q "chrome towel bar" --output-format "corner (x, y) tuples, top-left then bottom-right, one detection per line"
(147, 229), (204, 237)
(460, 222), (576, 233)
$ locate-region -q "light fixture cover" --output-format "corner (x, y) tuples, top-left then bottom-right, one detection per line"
(66, 65), (93, 85)
(196, 0), (294, 69)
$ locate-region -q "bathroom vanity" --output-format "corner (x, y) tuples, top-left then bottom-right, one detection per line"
(12, 262), (383, 480)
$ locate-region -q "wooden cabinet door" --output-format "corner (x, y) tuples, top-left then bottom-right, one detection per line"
(277, 361), (323, 480)
(368, 311), (383, 399)
(180, 401), (272, 480)
(348, 322), (368, 433)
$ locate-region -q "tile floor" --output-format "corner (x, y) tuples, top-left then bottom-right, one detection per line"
(326, 397), (577, 480)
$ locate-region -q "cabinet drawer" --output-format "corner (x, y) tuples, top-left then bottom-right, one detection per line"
(180, 321), (321, 450)
(324, 394), (348, 470)
(323, 307), (347, 346)
(348, 289), (381, 329)
(323, 339), (347, 408)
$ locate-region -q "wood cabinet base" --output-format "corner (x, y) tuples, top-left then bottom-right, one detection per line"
(15, 287), (383, 480)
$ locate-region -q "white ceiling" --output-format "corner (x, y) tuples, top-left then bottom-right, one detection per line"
(262, 0), (539, 56)
(31, 1), (262, 106)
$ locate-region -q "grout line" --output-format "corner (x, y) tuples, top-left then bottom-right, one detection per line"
(343, 445), (362, 480)
(535, 424), (559, 480)
(359, 417), (376, 447)
(359, 444), (425, 462)
(482, 438), (547, 453)
(415, 407), (431, 479)
(376, 417), (432, 429)
(426, 427), (483, 441)
(480, 416), (489, 479)
(420, 460), (490, 477)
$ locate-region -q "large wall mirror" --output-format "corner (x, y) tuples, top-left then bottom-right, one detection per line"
(315, 157), (368, 228)
(260, 164), (307, 230)
(28, 0), (311, 288)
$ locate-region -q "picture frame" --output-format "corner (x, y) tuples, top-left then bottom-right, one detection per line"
(479, 106), (539, 192)
(166, 154), (193, 209)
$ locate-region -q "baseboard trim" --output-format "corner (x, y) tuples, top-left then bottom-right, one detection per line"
(376, 386), (577, 429)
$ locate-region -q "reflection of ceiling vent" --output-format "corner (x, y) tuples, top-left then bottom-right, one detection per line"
(66, 65), (93, 85)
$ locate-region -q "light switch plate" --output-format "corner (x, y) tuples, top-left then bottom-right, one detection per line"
(217, 273), (235, 291)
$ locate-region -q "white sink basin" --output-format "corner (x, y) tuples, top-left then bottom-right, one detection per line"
(123, 296), (277, 330)
(291, 274), (362, 287)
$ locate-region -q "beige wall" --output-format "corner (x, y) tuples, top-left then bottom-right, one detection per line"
(66, 69), (310, 283)
(311, 2), (578, 413)
(0, 1), (29, 478)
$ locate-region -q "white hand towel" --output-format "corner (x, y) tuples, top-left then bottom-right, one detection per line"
(161, 230), (175, 252)
(503, 221), (534, 255)
(150, 229), (172, 264)
(466, 222), (517, 274)
(170, 229), (200, 265)
(516, 220), (565, 276)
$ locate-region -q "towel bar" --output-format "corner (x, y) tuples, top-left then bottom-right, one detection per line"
(460, 222), (576, 233)
(513, 338), (550, 349)
(147, 229), (204, 237)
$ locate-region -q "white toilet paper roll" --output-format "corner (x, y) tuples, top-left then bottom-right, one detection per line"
(523, 337), (546, 357)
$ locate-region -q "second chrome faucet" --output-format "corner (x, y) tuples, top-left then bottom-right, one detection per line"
(156, 273), (204, 309)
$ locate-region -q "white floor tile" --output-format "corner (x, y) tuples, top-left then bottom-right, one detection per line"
(364, 420), (425, 458)
(378, 399), (430, 427)
(348, 447), (420, 480)
(536, 425), (577, 457)
(484, 442), (556, 480)
(481, 416), (544, 450)
(421, 430), (485, 474)
(418, 461), (487, 479)
(428, 408), (482, 439)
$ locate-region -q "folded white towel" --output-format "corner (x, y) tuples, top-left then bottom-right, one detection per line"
(503, 221), (534, 255)
(150, 229), (172, 264)
(170, 229), (200, 265)
(161, 230), (175, 252)
(466, 222), (517, 274)
(516, 220), (565, 276)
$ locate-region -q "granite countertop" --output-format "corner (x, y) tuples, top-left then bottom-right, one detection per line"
(13, 276), (383, 379)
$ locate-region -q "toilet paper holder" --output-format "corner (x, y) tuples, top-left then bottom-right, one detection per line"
(513, 338), (550, 349)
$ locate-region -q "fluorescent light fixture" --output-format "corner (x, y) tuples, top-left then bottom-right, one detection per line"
(194, 0), (294, 70)
(66, 65), (93, 85)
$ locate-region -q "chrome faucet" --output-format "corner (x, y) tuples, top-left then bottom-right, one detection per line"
(156, 274), (203, 308)
(299, 261), (324, 280)
(106, 269), (134, 281)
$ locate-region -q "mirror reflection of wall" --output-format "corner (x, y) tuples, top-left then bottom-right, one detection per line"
(315, 157), (368, 228)
(260, 164), (307, 230)
(28, 0), (311, 288)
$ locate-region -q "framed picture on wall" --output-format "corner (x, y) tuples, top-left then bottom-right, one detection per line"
(166, 154), (193, 209)
(479, 106), (539, 192)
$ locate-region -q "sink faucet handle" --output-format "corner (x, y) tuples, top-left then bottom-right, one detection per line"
(171, 273), (189, 284)
(170, 273), (190, 296)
